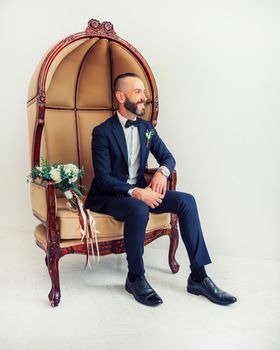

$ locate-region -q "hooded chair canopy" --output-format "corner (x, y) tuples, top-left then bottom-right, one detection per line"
(27, 19), (179, 307)
(27, 19), (159, 194)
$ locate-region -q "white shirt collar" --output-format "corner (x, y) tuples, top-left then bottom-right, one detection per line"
(117, 111), (137, 127)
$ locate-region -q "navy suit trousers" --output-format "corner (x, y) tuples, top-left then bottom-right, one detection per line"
(101, 190), (212, 276)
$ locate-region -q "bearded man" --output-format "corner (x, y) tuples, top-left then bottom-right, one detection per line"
(85, 72), (237, 307)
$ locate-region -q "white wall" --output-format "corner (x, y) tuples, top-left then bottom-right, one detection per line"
(0, 0), (279, 260)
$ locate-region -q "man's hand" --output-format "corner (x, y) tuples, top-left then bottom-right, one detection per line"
(131, 187), (164, 209)
(147, 171), (167, 197)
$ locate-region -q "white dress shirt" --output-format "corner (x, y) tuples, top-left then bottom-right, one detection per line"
(117, 111), (140, 186)
(117, 111), (170, 196)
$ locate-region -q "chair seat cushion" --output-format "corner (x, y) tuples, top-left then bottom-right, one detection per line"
(56, 197), (171, 240)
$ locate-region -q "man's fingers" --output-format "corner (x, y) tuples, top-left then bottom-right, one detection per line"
(149, 180), (166, 195)
(154, 198), (162, 207)
(145, 200), (154, 208)
(162, 184), (167, 196)
(143, 186), (165, 208)
(157, 185), (162, 193)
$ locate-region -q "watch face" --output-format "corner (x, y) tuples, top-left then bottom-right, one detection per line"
(160, 168), (168, 177)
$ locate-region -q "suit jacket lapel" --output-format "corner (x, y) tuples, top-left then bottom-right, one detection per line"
(138, 121), (148, 177)
(112, 114), (129, 168)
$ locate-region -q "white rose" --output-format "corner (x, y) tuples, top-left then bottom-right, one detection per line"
(68, 175), (78, 184)
(73, 168), (79, 176)
(64, 164), (79, 176)
(50, 168), (62, 183)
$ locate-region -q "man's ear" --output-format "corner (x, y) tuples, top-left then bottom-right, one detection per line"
(115, 91), (125, 104)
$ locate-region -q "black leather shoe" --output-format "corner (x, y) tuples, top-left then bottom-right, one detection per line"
(187, 275), (237, 305)
(125, 275), (163, 307)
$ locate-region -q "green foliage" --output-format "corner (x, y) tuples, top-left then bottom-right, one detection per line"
(27, 157), (87, 198)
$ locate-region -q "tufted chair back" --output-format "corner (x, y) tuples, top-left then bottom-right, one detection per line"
(27, 19), (159, 196)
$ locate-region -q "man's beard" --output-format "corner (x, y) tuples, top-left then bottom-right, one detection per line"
(124, 95), (146, 116)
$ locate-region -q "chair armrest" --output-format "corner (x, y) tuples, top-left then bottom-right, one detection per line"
(168, 169), (177, 191)
(30, 178), (59, 244)
(144, 168), (177, 191)
(30, 180), (53, 222)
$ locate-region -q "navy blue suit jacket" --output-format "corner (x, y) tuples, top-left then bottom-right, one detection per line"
(85, 113), (176, 212)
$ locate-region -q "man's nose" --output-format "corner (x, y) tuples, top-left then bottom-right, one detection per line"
(141, 91), (147, 102)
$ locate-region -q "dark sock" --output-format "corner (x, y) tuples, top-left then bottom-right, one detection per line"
(128, 272), (142, 282)
(190, 266), (207, 282)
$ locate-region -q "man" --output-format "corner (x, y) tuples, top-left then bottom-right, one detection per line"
(85, 72), (237, 307)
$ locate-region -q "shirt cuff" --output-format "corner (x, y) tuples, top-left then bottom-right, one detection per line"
(128, 187), (138, 196)
(158, 165), (170, 177)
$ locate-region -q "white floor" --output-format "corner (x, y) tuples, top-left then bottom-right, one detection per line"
(0, 230), (279, 350)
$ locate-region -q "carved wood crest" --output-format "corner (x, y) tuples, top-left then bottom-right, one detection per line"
(85, 19), (117, 38)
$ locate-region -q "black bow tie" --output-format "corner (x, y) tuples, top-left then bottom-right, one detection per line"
(125, 119), (140, 128)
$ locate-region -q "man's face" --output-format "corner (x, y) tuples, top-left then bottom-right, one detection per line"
(120, 77), (147, 116)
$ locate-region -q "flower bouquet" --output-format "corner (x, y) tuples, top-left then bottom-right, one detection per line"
(27, 158), (85, 210)
(27, 158), (99, 268)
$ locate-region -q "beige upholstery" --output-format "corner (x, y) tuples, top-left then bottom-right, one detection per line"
(28, 40), (62, 102)
(46, 38), (93, 97)
(34, 221), (169, 251)
(30, 182), (49, 221)
(34, 211), (171, 249)
(44, 110), (79, 165)
(56, 197), (171, 240)
(45, 38), (97, 108)
(76, 39), (112, 109)
(30, 193), (171, 240)
(34, 224), (82, 250)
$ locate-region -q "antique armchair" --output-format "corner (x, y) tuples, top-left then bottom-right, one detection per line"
(27, 19), (180, 307)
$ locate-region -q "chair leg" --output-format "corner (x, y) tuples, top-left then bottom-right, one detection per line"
(46, 242), (61, 307)
(168, 214), (180, 273)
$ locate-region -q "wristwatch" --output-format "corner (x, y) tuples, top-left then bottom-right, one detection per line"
(157, 166), (169, 177)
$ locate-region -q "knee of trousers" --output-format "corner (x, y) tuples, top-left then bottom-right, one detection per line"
(126, 200), (149, 222)
(177, 192), (197, 213)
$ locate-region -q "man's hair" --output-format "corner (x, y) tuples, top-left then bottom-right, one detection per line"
(113, 72), (140, 94)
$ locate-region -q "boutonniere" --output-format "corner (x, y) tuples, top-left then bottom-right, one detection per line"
(145, 129), (154, 148)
